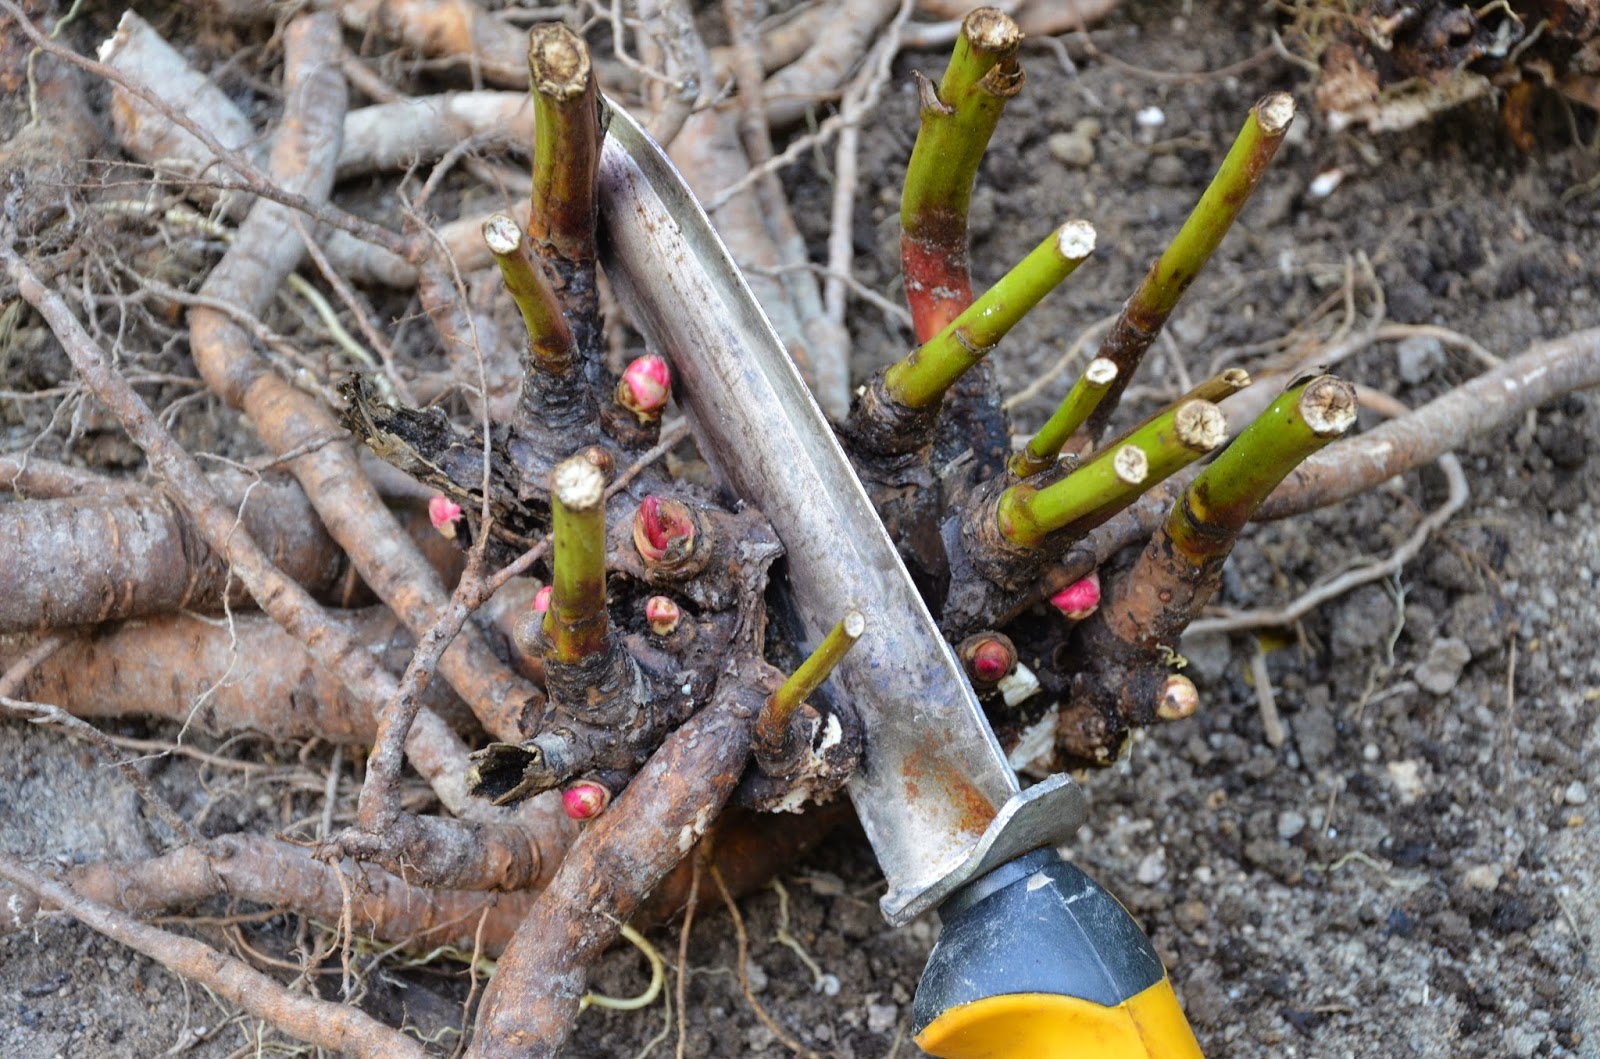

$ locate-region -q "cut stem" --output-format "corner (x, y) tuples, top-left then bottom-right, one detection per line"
(900, 7), (1024, 340)
(1010, 357), (1118, 478)
(883, 221), (1095, 409)
(544, 456), (610, 664)
(1096, 367), (1251, 457)
(483, 213), (575, 376)
(755, 610), (866, 750)
(998, 399), (1225, 548)
(528, 22), (603, 364)
(1055, 377), (1355, 763)
(1082, 94), (1295, 442)
(1169, 375), (1357, 563)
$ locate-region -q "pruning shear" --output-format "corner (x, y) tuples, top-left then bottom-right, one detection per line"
(595, 102), (1203, 1059)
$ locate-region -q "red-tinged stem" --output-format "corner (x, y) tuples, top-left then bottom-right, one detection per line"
(900, 7), (1024, 340)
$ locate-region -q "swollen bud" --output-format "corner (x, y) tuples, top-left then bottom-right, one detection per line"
(428, 495), (463, 539)
(561, 781), (611, 821)
(616, 354), (671, 421)
(644, 595), (681, 636)
(533, 585), (552, 612)
(1050, 572), (1101, 621)
(960, 633), (1018, 687)
(1156, 674), (1200, 721)
(632, 495), (697, 568)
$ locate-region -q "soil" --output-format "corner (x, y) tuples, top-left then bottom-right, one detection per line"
(2, 0), (1598, 1057)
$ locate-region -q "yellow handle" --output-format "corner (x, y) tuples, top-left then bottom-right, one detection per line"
(914, 977), (1204, 1059)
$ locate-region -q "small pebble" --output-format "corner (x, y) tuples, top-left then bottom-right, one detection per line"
(1397, 335), (1445, 385)
(1136, 105), (1166, 128)
(1462, 864), (1502, 890)
(1277, 810), (1307, 840)
(1178, 632), (1231, 684)
(867, 1003), (899, 1035)
(1046, 130), (1095, 169)
(1308, 167), (1345, 199)
(1149, 154), (1188, 187)
(1387, 760), (1425, 804)
(1136, 848), (1167, 884)
(1565, 781), (1589, 806)
(1175, 899), (1209, 933)
(743, 958), (768, 994)
(1415, 637), (1472, 695)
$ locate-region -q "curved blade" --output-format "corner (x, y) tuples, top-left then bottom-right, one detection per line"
(595, 101), (1085, 923)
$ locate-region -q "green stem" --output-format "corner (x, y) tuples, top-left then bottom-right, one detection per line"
(1184, 367), (1253, 406)
(900, 7), (1024, 341)
(1010, 357), (1118, 478)
(1082, 93), (1295, 441)
(1097, 367), (1252, 454)
(998, 399), (1225, 547)
(884, 221), (1095, 409)
(1170, 375), (1356, 562)
(528, 23), (603, 366)
(544, 456), (609, 664)
(756, 610), (866, 749)
(483, 213), (574, 376)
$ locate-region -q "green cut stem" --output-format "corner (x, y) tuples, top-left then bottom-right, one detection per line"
(1170, 375), (1356, 562)
(1010, 357), (1118, 478)
(900, 7), (1024, 341)
(1184, 367), (1253, 406)
(1098, 367), (1252, 453)
(884, 221), (1095, 409)
(1082, 93), (1295, 442)
(755, 610), (866, 749)
(998, 399), (1226, 547)
(527, 23), (603, 367)
(529, 23), (600, 266)
(483, 213), (574, 376)
(544, 456), (610, 664)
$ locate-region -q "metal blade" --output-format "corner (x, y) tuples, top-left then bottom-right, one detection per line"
(595, 102), (1085, 924)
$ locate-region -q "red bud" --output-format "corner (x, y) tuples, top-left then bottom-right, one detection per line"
(632, 496), (697, 567)
(428, 495), (463, 539)
(644, 595), (681, 636)
(617, 354), (671, 420)
(533, 585), (552, 612)
(562, 781), (610, 821)
(1050, 572), (1101, 621)
(960, 633), (1017, 687)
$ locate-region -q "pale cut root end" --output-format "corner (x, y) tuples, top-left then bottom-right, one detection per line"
(482, 213), (524, 254)
(529, 24), (591, 100)
(552, 457), (605, 510)
(963, 7), (1022, 54)
(1175, 400), (1227, 451)
(1085, 358), (1118, 386)
(1113, 444), (1149, 485)
(1056, 220), (1097, 262)
(1301, 376), (1359, 437)
(1257, 92), (1296, 136)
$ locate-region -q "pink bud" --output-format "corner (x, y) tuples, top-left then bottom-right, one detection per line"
(428, 495), (463, 539)
(562, 781), (610, 821)
(632, 495), (697, 567)
(533, 585), (552, 612)
(617, 354), (671, 420)
(1050, 572), (1101, 621)
(960, 633), (1017, 686)
(645, 595), (681, 636)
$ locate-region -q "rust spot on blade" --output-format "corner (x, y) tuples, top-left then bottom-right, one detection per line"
(899, 730), (1002, 840)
